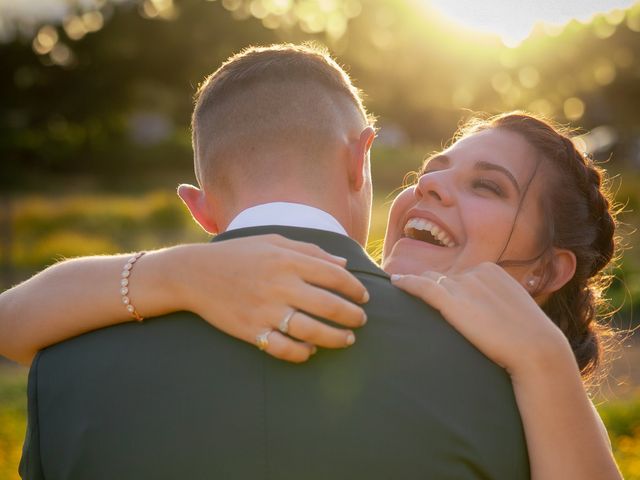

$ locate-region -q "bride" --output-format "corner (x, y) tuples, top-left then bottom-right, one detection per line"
(0, 112), (622, 479)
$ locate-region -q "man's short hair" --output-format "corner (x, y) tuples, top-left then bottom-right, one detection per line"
(191, 43), (374, 191)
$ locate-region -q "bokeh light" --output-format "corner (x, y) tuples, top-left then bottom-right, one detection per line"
(427, 0), (638, 47)
(31, 25), (58, 55)
(563, 96), (586, 120)
(518, 66), (540, 89)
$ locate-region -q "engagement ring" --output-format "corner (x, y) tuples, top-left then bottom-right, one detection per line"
(278, 309), (296, 335)
(256, 330), (273, 351)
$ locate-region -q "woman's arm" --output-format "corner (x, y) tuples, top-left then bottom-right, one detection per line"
(510, 343), (618, 480)
(391, 262), (621, 480)
(0, 235), (368, 365)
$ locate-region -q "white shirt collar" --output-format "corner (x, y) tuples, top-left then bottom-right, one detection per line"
(226, 202), (348, 236)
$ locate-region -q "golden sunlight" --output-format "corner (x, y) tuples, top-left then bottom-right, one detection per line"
(426, 0), (639, 47)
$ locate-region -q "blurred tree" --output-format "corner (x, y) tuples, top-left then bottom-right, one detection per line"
(0, 0), (280, 191)
(1, 0), (640, 192)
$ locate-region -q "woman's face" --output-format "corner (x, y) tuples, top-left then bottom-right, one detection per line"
(382, 128), (546, 279)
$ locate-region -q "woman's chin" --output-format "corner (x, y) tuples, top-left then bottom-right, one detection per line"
(382, 235), (454, 274)
(382, 254), (428, 276)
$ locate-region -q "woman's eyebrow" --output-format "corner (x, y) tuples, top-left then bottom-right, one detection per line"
(475, 160), (521, 194)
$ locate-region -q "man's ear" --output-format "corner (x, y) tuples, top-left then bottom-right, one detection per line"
(349, 126), (376, 191)
(177, 184), (219, 234)
(530, 248), (577, 296)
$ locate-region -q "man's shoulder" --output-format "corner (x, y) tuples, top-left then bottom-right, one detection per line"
(355, 270), (463, 342)
(39, 311), (245, 366)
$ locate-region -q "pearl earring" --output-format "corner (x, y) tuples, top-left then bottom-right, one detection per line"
(527, 278), (536, 288)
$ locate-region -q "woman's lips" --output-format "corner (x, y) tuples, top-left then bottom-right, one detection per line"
(402, 210), (458, 248)
(403, 217), (456, 247)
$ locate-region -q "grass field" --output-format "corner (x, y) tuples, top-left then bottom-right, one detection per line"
(0, 366), (27, 480)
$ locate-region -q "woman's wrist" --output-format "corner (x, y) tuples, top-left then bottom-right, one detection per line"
(157, 243), (212, 315)
(131, 244), (201, 317)
(509, 328), (578, 384)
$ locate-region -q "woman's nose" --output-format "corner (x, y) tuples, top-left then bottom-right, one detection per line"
(414, 172), (454, 206)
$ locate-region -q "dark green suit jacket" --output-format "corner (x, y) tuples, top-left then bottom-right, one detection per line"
(20, 226), (529, 479)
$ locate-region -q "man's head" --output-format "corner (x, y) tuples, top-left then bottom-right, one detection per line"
(179, 43), (376, 246)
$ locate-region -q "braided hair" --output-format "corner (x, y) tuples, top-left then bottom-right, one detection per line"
(457, 112), (619, 383)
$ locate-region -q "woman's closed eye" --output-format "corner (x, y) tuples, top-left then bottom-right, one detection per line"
(473, 178), (505, 197)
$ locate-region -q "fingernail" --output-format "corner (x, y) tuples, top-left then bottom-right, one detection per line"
(391, 274), (402, 282)
(361, 289), (370, 303)
(332, 255), (347, 264)
(310, 346), (318, 355)
(361, 311), (368, 326)
(346, 333), (356, 346)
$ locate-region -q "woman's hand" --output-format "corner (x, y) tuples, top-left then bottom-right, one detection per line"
(390, 262), (568, 376)
(167, 235), (369, 363)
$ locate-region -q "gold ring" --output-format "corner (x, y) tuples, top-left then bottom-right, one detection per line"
(256, 330), (273, 351)
(436, 275), (447, 285)
(278, 309), (296, 335)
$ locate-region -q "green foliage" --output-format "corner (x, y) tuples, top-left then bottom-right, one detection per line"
(598, 397), (640, 478)
(0, 368), (27, 480)
(2, 190), (389, 281)
(606, 169), (640, 322)
(2, 0), (640, 189)
(5, 191), (205, 272)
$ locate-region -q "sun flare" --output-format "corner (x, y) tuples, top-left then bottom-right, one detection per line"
(426, 0), (639, 47)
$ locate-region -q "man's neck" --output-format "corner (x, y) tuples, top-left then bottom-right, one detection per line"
(212, 184), (367, 246)
(225, 202), (348, 236)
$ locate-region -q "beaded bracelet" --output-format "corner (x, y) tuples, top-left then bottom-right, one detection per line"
(120, 252), (146, 321)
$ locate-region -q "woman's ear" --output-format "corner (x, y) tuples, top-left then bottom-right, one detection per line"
(531, 248), (577, 296)
(177, 184), (219, 234)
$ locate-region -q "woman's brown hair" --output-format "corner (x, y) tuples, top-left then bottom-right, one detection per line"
(456, 112), (620, 384)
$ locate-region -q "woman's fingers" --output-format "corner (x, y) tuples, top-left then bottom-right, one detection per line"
(290, 254), (369, 304)
(284, 310), (356, 348)
(260, 330), (315, 363)
(289, 284), (367, 329)
(390, 273), (452, 312)
(258, 234), (368, 304)
(257, 309), (356, 363)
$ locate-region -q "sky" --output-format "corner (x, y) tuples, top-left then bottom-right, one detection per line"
(0, 0), (110, 23)
(427, 0), (640, 46)
(0, 0), (123, 41)
(1, 0), (639, 46)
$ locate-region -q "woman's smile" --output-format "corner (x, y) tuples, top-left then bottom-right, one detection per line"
(403, 210), (458, 248)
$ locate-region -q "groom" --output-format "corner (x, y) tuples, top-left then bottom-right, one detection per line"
(20, 44), (529, 479)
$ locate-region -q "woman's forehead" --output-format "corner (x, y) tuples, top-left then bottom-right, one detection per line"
(445, 128), (538, 179)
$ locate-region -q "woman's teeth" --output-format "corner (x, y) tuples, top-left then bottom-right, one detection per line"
(403, 218), (456, 248)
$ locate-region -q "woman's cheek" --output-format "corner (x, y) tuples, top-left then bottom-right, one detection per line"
(389, 187), (414, 226)
(384, 187), (415, 254)
(461, 210), (515, 265)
